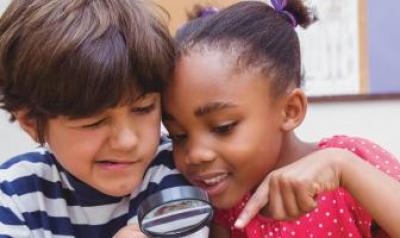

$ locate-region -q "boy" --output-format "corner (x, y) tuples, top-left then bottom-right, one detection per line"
(0, 0), (188, 237)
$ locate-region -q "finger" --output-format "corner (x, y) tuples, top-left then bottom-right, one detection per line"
(234, 175), (271, 229)
(280, 178), (301, 219)
(294, 183), (318, 214)
(113, 224), (148, 238)
(269, 175), (287, 220)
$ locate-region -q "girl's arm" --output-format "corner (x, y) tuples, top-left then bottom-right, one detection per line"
(234, 148), (400, 237)
(340, 152), (400, 237)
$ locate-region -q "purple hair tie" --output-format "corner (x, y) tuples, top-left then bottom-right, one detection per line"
(199, 7), (219, 17)
(271, 0), (297, 27)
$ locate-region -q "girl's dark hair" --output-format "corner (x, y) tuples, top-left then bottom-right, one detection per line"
(175, 4), (218, 45)
(0, 0), (174, 144)
(175, 0), (315, 97)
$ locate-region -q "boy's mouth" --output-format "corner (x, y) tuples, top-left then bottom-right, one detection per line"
(96, 160), (137, 170)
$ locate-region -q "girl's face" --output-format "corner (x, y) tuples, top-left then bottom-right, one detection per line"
(44, 93), (161, 197)
(163, 51), (287, 208)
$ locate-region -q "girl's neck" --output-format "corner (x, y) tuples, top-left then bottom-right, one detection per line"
(274, 133), (319, 169)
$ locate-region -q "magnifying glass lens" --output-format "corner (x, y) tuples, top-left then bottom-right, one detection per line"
(138, 186), (213, 238)
(142, 200), (212, 235)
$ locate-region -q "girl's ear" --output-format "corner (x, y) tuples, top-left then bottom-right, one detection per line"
(13, 110), (39, 142)
(280, 88), (307, 132)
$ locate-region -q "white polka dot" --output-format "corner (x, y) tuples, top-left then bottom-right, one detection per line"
(318, 223), (323, 228)
(326, 212), (330, 217)
(376, 165), (381, 169)
(386, 170), (391, 174)
(385, 160), (389, 164)
(309, 234), (314, 238)
(296, 221), (301, 225)
(291, 231), (296, 236)
(328, 232), (333, 236)
(332, 200), (337, 204)
(283, 226), (287, 231)
(339, 209), (344, 213)
(349, 218), (353, 223)
(274, 227), (279, 232)
(321, 196), (326, 201)
(361, 141), (366, 145)
(333, 218), (338, 223)
(348, 233), (353, 237)
(269, 231), (274, 236)
(350, 148), (356, 152)
(375, 155), (380, 159)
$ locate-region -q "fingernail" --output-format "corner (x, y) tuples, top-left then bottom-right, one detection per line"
(234, 217), (245, 228)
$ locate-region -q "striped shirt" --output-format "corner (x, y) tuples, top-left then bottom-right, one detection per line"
(0, 141), (189, 237)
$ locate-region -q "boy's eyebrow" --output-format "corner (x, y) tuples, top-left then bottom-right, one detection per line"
(194, 102), (237, 117)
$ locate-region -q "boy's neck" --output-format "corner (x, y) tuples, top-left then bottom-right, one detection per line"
(274, 133), (319, 169)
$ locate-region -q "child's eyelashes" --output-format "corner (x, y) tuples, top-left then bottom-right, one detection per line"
(131, 103), (156, 114)
(81, 118), (107, 129)
(212, 121), (238, 135)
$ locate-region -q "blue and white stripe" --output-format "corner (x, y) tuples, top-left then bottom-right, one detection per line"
(0, 140), (189, 237)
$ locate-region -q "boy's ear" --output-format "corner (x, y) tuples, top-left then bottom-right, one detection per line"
(13, 110), (39, 142)
(280, 88), (307, 132)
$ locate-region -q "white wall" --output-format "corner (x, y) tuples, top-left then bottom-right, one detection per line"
(1, 100), (400, 163)
(0, 0), (10, 15)
(296, 99), (400, 158)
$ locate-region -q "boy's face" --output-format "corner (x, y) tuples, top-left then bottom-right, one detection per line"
(163, 52), (286, 209)
(44, 93), (161, 196)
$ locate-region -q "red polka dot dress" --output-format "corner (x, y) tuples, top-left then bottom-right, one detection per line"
(214, 136), (400, 238)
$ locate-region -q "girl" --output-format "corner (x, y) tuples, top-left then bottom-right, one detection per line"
(163, 1), (400, 237)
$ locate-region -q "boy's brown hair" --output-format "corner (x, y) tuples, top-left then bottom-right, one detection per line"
(0, 0), (174, 143)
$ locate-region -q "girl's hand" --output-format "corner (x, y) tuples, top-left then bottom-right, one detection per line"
(113, 224), (148, 238)
(235, 148), (348, 228)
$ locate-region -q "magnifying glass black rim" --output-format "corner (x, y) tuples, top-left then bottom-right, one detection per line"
(138, 186), (213, 238)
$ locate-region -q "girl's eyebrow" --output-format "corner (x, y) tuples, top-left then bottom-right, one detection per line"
(194, 102), (237, 117)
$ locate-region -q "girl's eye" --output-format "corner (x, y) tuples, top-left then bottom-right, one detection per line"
(212, 122), (237, 135)
(81, 118), (106, 129)
(132, 103), (156, 114)
(168, 133), (187, 144)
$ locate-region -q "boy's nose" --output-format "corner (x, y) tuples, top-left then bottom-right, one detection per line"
(109, 124), (138, 152)
(186, 142), (217, 165)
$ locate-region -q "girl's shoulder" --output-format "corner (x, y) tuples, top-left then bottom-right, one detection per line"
(319, 135), (400, 181)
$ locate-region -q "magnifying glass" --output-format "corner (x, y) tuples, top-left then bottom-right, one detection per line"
(138, 186), (213, 238)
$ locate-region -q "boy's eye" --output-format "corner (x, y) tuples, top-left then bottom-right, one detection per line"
(168, 133), (187, 144)
(131, 103), (156, 114)
(81, 118), (107, 129)
(212, 122), (237, 135)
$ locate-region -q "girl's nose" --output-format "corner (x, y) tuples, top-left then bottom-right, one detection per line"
(186, 142), (217, 165)
(109, 123), (138, 152)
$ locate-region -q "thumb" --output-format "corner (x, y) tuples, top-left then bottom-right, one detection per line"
(234, 176), (271, 229)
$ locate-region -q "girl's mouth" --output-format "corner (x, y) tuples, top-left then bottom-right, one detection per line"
(192, 173), (229, 196)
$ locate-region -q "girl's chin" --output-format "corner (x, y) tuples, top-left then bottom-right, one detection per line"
(211, 193), (244, 209)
